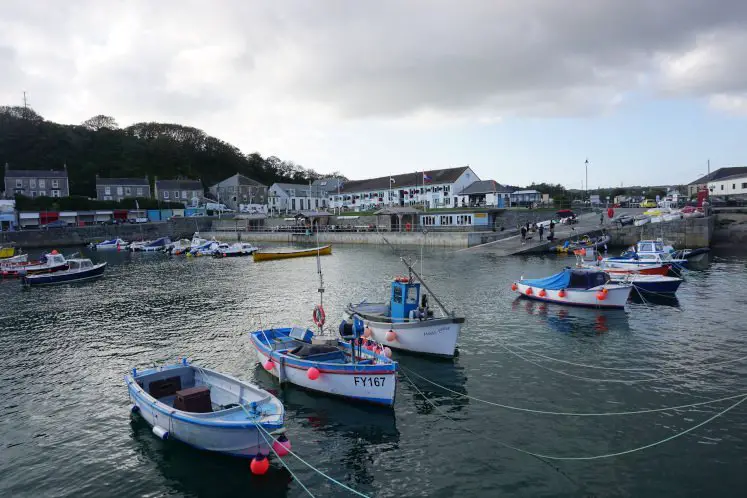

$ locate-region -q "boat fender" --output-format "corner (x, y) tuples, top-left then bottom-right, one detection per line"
(525, 287), (533, 296)
(538, 289), (547, 297)
(558, 289), (567, 298)
(307, 367), (320, 380)
(130, 404), (140, 414)
(152, 426), (169, 440)
(596, 291), (607, 301)
(250, 454), (270, 475)
(511, 283), (518, 291)
(385, 330), (397, 342)
(272, 434), (291, 457)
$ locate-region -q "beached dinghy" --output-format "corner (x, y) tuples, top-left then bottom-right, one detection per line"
(346, 273), (465, 357)
(125, 360), (286, 458)
(512, 268), (632, 309)
(250, 326), (398, 406)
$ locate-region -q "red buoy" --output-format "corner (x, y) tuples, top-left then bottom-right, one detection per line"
(250, 454), (270, 475)
(307, 367), (320, 380)
(272, 435), (291, 457)
(385, 330), (397, 341)
(558, 289), (567, 298)
(263, 360), (274, 371)
(511, 283), (518, 291)
(596, 291), (607, 301)
(538, 289), (547, 297)
(526, 287), (533, 296)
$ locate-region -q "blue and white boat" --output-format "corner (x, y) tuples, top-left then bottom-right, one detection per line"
(608, 274), (683, 295)
(249, 326), (398, 406)
(22, 258), (106, 286)
(88, 238), (128, 251)
(131, 237), (171, 252)
(125, 360), (286, 458)
(513, 268), (633, 309)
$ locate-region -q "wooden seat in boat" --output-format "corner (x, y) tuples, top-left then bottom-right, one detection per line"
(174, 386), (212, 413)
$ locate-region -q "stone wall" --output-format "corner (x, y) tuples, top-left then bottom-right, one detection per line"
(0, 217), (214, 249)
(607, 216), (713, 248)
(712, 213), (747, 246)
(202, 230), (471, 247)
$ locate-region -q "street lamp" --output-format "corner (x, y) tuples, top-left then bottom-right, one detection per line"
(585, 158), (589, 205)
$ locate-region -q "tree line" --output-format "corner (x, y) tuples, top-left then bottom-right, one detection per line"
(0, 106), (346, 198)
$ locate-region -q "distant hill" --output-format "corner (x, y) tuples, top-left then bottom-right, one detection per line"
(0, 106), (340, 197)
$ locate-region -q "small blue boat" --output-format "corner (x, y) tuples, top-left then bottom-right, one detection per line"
(125, 360), (286, 458)
(609, 274), (683, 295)
(249, 326), (398, 406)
(22, 258), (106, 286)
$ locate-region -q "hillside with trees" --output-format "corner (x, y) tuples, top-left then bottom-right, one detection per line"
(0, 106), (342, 197)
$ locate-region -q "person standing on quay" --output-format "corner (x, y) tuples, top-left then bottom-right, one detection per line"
(538, 224), (544, 241)
(520, 224), (527, 243)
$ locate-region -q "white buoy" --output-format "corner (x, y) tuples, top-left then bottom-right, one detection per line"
(152, 426), (169, 440)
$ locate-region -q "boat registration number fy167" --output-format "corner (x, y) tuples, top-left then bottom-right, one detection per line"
(354, 376), (386, 387)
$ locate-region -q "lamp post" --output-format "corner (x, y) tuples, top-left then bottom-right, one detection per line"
(585, 158), (589, 205)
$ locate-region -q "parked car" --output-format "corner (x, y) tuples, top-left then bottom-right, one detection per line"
(612, 214), (634, 227)
(43, 220), (69, 229)
(639, 199), (657, 208)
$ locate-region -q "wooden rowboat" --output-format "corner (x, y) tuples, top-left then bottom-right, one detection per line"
(253, 245), (332, 262)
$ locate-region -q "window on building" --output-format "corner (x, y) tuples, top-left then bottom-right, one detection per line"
(163, 191), (169, 199)
(193, 191), (200, 199)
(105, 186), (111, 195)
(291, 199), (296, 210)
(733, 184), (736, 190)
(39, 190), (46, 197)
(117, 187), (124, 195)
(173, 191), (179, 199)
(742, 183), (747, 189)
(30, 179), (36, 188)
(125, 187), (132, 195)
(31, 191), (36, 197)
(182, 190), (187, 199)
(52, 180), (59, 188)
(721, 185), (724, 190)
(52, 190), (60, 198)
(39, 179), (45, 188)
(104, 195), (112, 201)
(16, 179), (22, 188)
(136, 187), (143, 196)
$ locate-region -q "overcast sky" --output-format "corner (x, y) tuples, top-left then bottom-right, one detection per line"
(2, 1), (747, 188)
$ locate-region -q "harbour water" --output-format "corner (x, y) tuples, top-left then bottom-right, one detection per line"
(1, 245), (746, 497)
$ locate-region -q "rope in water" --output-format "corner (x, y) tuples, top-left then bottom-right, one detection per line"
(401, 369), (747, 461)
(496, 341), (743, 384)
(502, 340), (747, 373)
(401, 366), (747, 416)
(254, 418), (316, 498)
(254, 423), (371, 498)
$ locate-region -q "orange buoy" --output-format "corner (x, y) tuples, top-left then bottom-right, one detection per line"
(263, 360), (274, 371)
(538, 289), (547, 297)
(385, 330), (397, 341)
(511, 283), (518, 291)
(307, 367), (320, 380)
(596, 291), (607, 301)
(558, 289), (567, 298)
(526, 287), (533, 296)
(602, 287), (609, 294)
(250, 454), (270, 475)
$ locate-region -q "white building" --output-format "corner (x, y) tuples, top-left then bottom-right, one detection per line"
(455, 180), (512, 208)
(708, 173), (747, 198)
(329, 166), (479, 212)
(268, 183), (329, 214)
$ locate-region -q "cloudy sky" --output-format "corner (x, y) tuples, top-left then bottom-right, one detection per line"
(2, 1), (747, 188)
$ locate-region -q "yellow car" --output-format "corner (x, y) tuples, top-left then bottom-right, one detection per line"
(639, 199), (657, 208)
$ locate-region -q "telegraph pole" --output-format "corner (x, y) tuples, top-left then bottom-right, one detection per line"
(585, 158), (589, 204)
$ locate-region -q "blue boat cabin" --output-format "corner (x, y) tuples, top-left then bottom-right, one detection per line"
(390, 279), (421, 321)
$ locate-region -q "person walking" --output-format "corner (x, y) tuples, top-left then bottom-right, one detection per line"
(538, 224), (544, 241)
(520, 225), (527, 243)
(600, 211), (604, 225)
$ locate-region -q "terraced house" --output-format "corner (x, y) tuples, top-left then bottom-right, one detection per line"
(96, 176), (151, 201)
(154, 178), (204, 207)
(3, 164), (69, 198)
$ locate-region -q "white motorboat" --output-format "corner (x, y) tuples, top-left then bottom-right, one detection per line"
(214, 242), (258, 257)
(89, 238), (129, 251)
(513, 268), (632, 309)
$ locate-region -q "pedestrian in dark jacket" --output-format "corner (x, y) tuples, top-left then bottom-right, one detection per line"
(538, 224), (544, 241)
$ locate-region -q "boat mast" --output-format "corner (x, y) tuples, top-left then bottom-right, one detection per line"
(315, 223), (325, 334)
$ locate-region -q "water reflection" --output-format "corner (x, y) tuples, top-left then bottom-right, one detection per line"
(511, 297), (630, 335)
(396, 355), (469, 416)
(129, 416), (292, 498)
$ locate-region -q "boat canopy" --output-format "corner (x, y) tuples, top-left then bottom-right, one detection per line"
(521, 269), (609, 290)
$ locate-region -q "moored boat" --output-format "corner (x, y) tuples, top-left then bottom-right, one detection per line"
(253, 245), (332, 262)
(0, 244), (16, 259)
(214, 242), (258, 257)
(136, 237), (171, 252)
(0, 253), (28, 265)
(125, 360), (286, 458)
(22, 258), (106, 286)
(608, 274), (683, 295)
(346, 275), (465, 357)
(549, 234), (610, 254)
(249, 326), (398, 406)
(512, 268), (632, 309)
(2, 250), (69, 278)
(89, 238), (129, 251)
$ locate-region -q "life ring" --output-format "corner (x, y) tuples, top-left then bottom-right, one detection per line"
(312, 305), (326, 327)
(395, 275), (410, 283)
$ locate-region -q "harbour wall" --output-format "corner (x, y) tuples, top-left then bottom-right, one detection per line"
(203, 230), (476, 247)
(712, 213), (747, 246)
(606, 216), (714, 248)
(0, 217), (214, 249)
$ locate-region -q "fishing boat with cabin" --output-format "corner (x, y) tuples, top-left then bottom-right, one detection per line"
(214, 242), (258, 257)
(125, 359), (287, 463)
(253, 245), (332, 262)
(1, 250), (69, 278)
(512, 268), (633, 309)
(22, 258), (106, 286)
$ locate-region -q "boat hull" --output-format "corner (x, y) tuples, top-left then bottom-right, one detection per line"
(626, 277), (682, 294)
(253, 245), (332, 262)
(22, 263), (106, 286)
(514, 282), (631, 309)
(345, 306), (464, 357)
(249, 332), (397, 406)
(125, 365), (284, 458)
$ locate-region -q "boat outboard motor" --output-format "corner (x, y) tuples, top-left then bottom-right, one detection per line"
(338, 320), (354, 340)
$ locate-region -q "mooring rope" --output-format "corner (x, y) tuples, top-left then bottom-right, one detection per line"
(255, 422), (316, 497)
(254, 423), (371, 498)
(496, 341), (742, 385)
(401, 366), (747, 416)
(400, 369), (747, 461)
(501, 341), (747, 374)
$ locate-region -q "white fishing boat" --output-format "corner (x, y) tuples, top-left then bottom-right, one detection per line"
(346, 273), (465, 357)
(128, 240), (152, 252)
(166, 239), (191, 255)
(214, 242), (258, 257)
(22, 258), (106, 286)
(0, 253), (28, 265)
(89, 238), (129, 251)
(512, 268), (632, 309)
(125, 360), (287, 459)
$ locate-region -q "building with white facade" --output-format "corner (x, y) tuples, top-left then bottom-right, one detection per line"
(268, 183), (329, 214)
(708, 173), (747, 198)
(456, 180), (513, 208)
(329, 166), (479, 212)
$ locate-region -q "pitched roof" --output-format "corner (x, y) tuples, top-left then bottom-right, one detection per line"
(458, 180), (512, 195)
(96, 177), (149, 186)
(711, 171), (747, 182)
(374, 207), (421, 215)
(341, 166), (471, 193)
(313, 178), (343, 192)
(689, 167), (747, 185)
(211, 173), (266, 189)
(156, 179), (203, 190)
(271, 183), (326, 197)
(5, 169), (68, 178)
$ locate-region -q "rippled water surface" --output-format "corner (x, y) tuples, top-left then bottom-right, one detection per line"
(1, 244), (746, 497)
